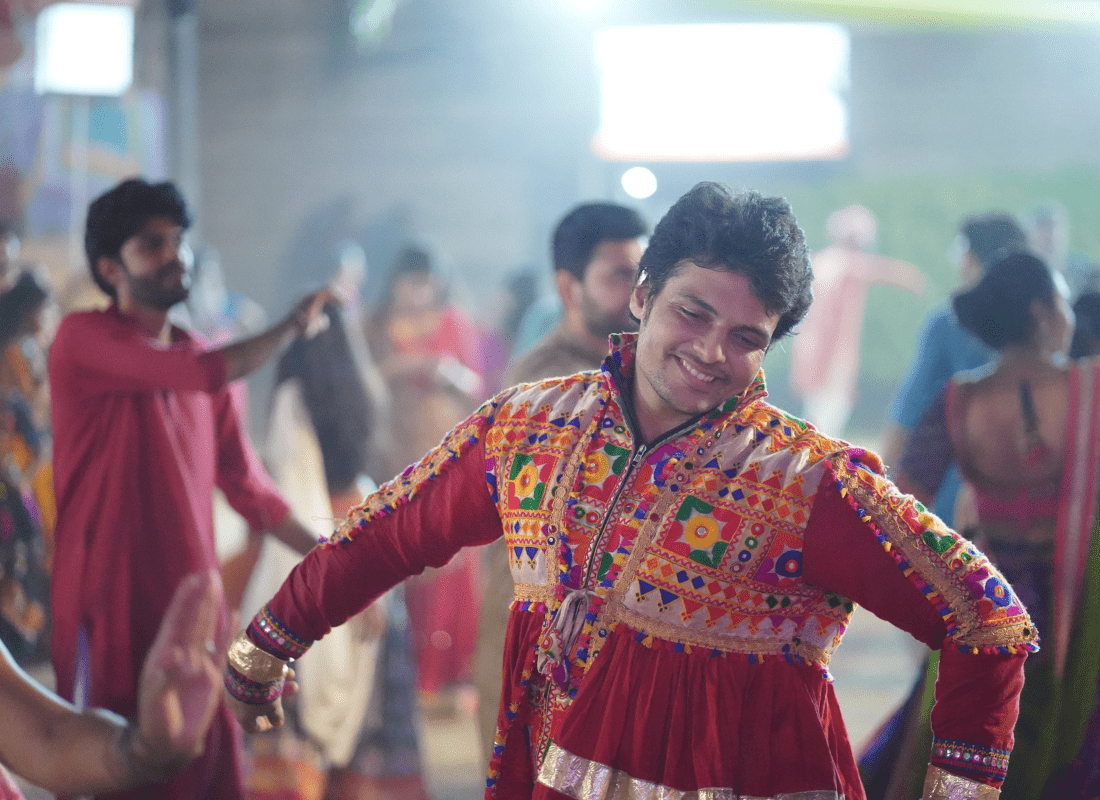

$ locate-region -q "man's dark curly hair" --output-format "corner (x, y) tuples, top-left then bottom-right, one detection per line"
(84, 178), (191, 297)
(637, 182), (813, 342)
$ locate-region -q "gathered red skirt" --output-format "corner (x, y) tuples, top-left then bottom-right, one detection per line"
(488, 610), (863, 800)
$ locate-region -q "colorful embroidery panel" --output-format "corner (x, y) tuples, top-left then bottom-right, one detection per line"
(484, 355), (857, 680)
(617, 422), (847, 666)
(829, 449), (1039, 653)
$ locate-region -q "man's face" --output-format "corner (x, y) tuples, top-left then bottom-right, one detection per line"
(629, 261), (779, 437)
(115, 215), (191, 310)
(577, 238), (643, 340)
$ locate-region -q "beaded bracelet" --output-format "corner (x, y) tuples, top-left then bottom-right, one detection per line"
(224, 663), (286, 705)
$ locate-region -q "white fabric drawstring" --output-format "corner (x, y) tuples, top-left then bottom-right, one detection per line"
(537, 588), (595, 680)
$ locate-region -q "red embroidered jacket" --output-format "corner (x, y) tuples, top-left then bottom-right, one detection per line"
(247, 333), (1036, 800)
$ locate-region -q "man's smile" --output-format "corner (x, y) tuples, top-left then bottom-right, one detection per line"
(676, 355), (720, 386)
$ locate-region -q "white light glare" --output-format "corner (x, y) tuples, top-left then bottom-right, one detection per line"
(621, 167), (657, 199)
(35, 3), (135, 96)
(595, 24), (850, 162)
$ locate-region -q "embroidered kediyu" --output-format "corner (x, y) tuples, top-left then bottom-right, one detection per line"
(231, 333), (1037, 800)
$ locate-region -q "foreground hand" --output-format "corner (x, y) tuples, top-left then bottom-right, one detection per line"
(291, 288), (340, 338)
(225, 668), (297, 733)
(131, 571), (234, 773)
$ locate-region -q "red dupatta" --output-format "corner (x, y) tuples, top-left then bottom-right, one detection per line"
(1053, 358), (1100, 680)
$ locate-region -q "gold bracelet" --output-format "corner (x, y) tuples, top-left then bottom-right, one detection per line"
(922, 766), (1001, 800)
(227, 631), (290, 683)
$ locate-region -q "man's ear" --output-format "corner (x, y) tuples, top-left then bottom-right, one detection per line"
(555, 270), (579, 309)
(96, 255), (124, 291)
(629, 282), (648, 321)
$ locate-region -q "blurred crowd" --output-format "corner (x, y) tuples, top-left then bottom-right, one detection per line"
(2, 184), (1100, 800)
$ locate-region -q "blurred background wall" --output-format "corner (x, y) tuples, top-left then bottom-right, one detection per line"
(4, 0), (1100, 435)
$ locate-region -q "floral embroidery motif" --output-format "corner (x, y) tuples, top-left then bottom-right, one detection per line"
(604, 413), (849, 667)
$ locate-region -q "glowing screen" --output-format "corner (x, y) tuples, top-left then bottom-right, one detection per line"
(594, 24), (850, 162)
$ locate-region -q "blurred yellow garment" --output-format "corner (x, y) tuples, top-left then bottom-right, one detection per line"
(0, 343), (54, 548)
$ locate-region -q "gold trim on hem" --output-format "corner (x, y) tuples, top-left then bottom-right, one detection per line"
(921, 766), (1000, 800)
(537, 741), (843, 800)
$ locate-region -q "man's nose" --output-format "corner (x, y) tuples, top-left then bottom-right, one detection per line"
(693, 329), (726, 364)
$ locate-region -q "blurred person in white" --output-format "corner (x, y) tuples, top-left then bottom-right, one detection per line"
(237, 300), (429, 800)
(182, 247), (268, 344)
(0, 571), (233, 799)
(474, 201), (648, 760)
(789, 205), (925, 436)
(0, 221), (19, 288)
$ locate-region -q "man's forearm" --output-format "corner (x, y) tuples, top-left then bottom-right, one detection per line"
(220, 315), (300, 383)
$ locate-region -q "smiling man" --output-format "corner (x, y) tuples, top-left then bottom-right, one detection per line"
(49, 178), (329, 800)
(227, 183), (1035, 800)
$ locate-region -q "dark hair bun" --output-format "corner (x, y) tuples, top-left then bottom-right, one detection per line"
(952, 250), (1055, 350)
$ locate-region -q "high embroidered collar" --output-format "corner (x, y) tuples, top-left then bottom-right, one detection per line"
(602, 331), (769, 421)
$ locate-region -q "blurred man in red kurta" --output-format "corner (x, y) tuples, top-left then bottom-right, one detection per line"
(49, 179), (328, 800)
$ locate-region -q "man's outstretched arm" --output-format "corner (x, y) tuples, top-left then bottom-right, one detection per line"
(50, 288), (337, 395)
(226, 395), (506, 734)
(221, 288), (335, 382)
(0, 571), (232, 795)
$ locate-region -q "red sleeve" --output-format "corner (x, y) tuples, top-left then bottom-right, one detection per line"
(51, 311), (227, 394)
(248, 401), (503, 659)
(214, 381), (291, 532)
(804, 460), (1028, 788)
(803, 473), (948, 648)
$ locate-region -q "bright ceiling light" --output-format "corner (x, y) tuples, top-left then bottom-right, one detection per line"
(34, 3), (134, 96)
(621, 167), (657, 199)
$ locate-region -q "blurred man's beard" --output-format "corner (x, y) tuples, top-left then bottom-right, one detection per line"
(126, 263), (191, 310)
(581, 291), (638, 341)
